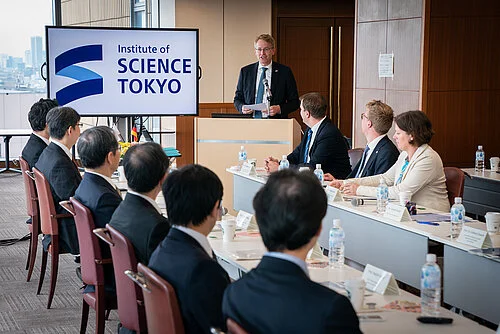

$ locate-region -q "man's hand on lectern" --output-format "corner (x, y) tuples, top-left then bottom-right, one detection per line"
(269, 105), (281, 116)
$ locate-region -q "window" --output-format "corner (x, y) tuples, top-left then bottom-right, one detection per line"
(0, 0), (53, 94)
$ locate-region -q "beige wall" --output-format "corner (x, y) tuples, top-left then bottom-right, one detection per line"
(175, 0), (271, 104)
(353, 0), (423, 148)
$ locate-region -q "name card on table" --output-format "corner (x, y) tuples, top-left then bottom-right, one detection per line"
(456, 226), (492, 248)
(239, 162), (256, 176)
(325, 186), (343, 204)
(236, 210), (258, 231)
(362, 264), (400, 295)
(384, 203), (412, 222)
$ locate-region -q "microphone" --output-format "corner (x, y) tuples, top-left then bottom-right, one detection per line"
(351, 198), (364, 207)
(262, 78), (272, 100)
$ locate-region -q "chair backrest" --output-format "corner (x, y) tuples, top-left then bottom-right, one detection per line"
(127, 263), (184, 334)
(348, 148), (364, 170)
(33, 168), (59, 236)
(227, 318), (249, 334)
(19, 156), (38, 217)
(444, 167), (466, 206)
(62, 198), (106, 286)
(93, 224), (147, 332)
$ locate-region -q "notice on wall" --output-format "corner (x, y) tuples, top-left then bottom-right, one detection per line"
(378, 53), (394, 78)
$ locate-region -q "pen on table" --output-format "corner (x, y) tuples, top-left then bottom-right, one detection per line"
(417, 221), (440, 226)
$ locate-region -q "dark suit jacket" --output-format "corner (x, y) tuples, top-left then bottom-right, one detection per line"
(35, 142), (82, 254)
(288, 119), (351, 179)
(223, 256), (362, 334)
(234, 62), (299, 118)
(109, 193), (169, 265)
(348, 135), (400, 178)
(21, 133), (47, 169)
(149, 228), (230, 334)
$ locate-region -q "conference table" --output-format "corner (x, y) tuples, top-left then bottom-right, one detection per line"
(228, 169), (500, 326)
(461, 168), (500, 217)
(0, 129), (32, 174)
(208, 229), (494, 333)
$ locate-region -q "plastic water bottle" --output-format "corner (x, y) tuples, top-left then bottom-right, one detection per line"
(475, 145), (485, 172)
(279, 155), (289, 170)
(314, 164), (324, 184)
(238, 146), (247, 168)
(329, 219), (345, 268)
(421, 254), (441, 317)
(450, 197), (465, 239)
(376, 178), (389, 213)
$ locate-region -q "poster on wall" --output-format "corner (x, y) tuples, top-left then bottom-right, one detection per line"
(378, 53), (394, 78)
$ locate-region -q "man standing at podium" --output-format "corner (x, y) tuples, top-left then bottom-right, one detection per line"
(234, 34), (299, 119)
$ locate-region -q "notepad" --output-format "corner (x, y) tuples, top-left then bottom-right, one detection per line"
(412, 213), (472, 223)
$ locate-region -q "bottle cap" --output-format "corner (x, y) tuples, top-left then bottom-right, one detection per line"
(333, 219), (341, 227)
(282, 155), (287, 160)
(478, 145), (483, 150)
(379, 178), (384, 184)
(240, 145), (244, 150)
(316, 164), (321, 169)
(454, 197), (462, 204)
(426, 254), (436, 263)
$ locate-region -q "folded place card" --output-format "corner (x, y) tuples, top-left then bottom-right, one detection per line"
(307, 242), (325, 261)
(325, 186), (343, 204)
(236, 210), (258, 231)
(240, 162), (256, 176)
(456, 225), (492, 248)
(383, 203), (412, 222)
(362, 264), (400, 295)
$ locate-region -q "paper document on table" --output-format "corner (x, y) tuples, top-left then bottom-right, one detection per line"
(243, 103), (267, 111)
(230, 250), (264, 261)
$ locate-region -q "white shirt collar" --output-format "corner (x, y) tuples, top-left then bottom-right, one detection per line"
(305, 117), (327, 163)
(172, 225), (214, 258)
(84, 171), (117, 191)
(51, 139), (72, 160)
(258, 60), (273, 71)
(367, 134), (386, 151)
(264, 252), (309, 277)
(33, 133), (49, 146)
(127, 191), (163, 215)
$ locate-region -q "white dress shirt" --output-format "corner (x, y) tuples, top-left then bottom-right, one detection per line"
(127, 191), (163, 215)
(51, 139), (72, 160)
(264, 252), (309, 277)
(306, 116), (327, 163)
(173, 225), (214, 259)
(255, 61), (273, 103)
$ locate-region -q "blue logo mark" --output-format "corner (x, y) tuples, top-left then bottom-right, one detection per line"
(55, 45), (103, 105)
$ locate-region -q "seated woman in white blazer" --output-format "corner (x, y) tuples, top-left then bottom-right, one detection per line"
(338, 110), (450, 212)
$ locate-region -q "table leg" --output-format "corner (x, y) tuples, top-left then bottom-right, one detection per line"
(0, 135), (21, 174)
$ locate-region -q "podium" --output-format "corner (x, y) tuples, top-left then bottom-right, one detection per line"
(194, 118), (302, 214)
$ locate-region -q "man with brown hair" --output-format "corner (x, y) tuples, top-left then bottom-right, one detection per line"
(265, 92), (351, 179)
(234, 33), (299, 119)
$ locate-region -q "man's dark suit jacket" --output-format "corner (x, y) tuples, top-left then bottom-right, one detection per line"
(109, 193), (169, 265)
(234, 61), (299, 118)
(288, 119), (351, 179)
(35, 142), (82, 254)
(21, 133), (47, 169)
(74, 172), (122, 292)
(223, 256), (362, 334)
(149, 228), (230, 334)
(348, 135), (400, 179)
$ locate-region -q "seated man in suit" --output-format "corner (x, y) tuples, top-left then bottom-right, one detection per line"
(74, 126), (123, 293)
(35, 106), (82, 255)
(109, 142), (169, 265)
(223, 169), (361, 333)
(149, 164), (230, 334)
(326, 99), (399, 182)
(234, 33), (299, 118)
(21, 98), (58, 169)
(265, 92), (351, 179)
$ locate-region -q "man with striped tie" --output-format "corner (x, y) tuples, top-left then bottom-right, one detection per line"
(264, 92), (351, 179)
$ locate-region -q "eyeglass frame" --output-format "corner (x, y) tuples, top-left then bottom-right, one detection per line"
(254, 47), (274, 53)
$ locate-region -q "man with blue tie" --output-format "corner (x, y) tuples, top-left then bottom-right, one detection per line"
(264, 92), (351, 179)
(234, 34), (299, 118)
(326, 100), (399, 183)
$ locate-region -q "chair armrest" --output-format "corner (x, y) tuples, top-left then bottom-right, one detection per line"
(95, 258), (113, 265)
(125, 270), (151, 293)
(93, 228), (114, 246)
(59, 200), (75, 216)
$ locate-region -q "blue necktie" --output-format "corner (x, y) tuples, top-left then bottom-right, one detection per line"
(355, 146), (370, 178)
(303, 129), (312, 163)
(254, 67), (267, 119)
(396, 159), (409, 185)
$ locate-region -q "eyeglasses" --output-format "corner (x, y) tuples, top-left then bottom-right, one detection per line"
(255, 47), (273, 53)
(360, 113), (369, 121)
(76, 123), (84, 127)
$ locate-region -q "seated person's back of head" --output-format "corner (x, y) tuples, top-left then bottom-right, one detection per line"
(149, 164), (230, 334)
(222, 169), (361, 334)
(108, 142), (170, 265)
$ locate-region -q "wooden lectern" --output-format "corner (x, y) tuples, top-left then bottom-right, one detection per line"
(194, 118), (302, 214)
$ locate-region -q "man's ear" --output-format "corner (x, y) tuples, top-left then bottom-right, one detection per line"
(212, 200), (221, 220)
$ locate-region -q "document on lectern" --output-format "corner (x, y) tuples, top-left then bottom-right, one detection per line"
(243, 103), (267, 111)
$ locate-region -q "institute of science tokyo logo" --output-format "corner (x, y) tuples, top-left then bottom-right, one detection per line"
(55, 45), (103, 105)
